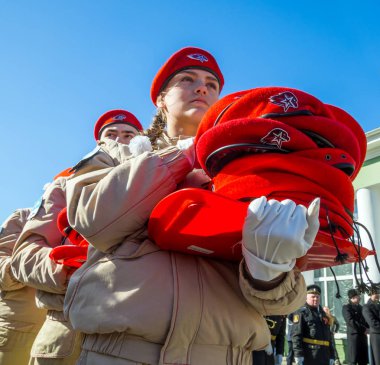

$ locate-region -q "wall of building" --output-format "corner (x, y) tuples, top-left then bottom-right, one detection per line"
(300, 127), (380, 364)
(354, 127), (380, 284)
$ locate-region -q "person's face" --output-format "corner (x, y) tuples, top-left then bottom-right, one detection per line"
(371, 293), (380, 302)
(158, 69), (220, 135)
(99, 123), (139, 145)
(350, 295), (361, 304)
(306, 293), (320, 307)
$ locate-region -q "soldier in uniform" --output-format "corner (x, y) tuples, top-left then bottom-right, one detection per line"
(286, 313), (296, 365)
(363, 287), (380, 365)
(252, 315), (286, 365)
(292, 284), (335, 365)
(342, 288), (369, 365)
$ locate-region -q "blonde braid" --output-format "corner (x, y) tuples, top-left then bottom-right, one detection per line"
(144, 108), (167, 148)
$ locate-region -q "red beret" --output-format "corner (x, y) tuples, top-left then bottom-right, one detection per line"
(57, 207), (70, 236)
(214, 153), (354, 210)
(94, 109), (143, 141)
(292, 148), (356, 177)
(212, 154), (355, 237)
(56, 207), (86, 246)
(195, 89), (250, 144)
(196, 118), (318, 176)
(326, 104), (367, 179)
(150, 46), (224, 105)
(196, 87), (328, 145)
(209, 87), (331, 125)
(196, 87), (362, 178)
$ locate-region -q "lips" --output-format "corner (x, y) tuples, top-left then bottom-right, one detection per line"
(191, 98), (209, 106)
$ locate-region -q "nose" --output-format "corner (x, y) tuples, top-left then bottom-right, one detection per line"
(195, 80), (207, 95)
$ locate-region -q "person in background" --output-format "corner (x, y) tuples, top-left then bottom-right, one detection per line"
(62, 46), (316, 365)
(323, 306), (341, 365)
(342, 289), (368, 365)
(0, 208), (47, 365)
(94, 109), (143, 145)
(252, 315), (286, 365)
(272, 315), (287, 365)
(286, 313), (296, 365)
(10, 110), (142, 365)
(363, 287), (380, 365)
(292, 284), (335, 365)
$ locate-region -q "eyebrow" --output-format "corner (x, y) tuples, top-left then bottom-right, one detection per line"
(178, 70), (218, 82)
(104, 127), (135, 133)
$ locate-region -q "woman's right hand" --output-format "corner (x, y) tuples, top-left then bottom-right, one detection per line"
(177, 138), (195, 167)
(242, 196), (320, 281)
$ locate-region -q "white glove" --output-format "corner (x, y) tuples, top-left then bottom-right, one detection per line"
(295, 357), (304, 365)
(176, 137), (195, 166)
(128, 135), (153, 157)
(242, 196), (320, 281)
(275, 354), (283, 365)
(329, 360), (335, 365)
(264, 342), (273, 355)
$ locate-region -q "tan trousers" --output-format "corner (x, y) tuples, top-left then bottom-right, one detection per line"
(28, 335), (81, 365)
(27, 315), (82, 365)
(0, 327), (37, 365)
(77, 350), (150, 365)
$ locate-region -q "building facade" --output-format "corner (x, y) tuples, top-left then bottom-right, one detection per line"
(302, 127), (380, 363)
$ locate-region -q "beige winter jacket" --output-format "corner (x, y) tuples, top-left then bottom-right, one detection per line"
(64, 136), (306, 365)
(10, 138), (134, 294)
(10, 175), (81, 359)
(0, 208), (46, 333)
(9, 139), (135, 360)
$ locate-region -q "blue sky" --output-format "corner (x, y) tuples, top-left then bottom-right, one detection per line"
(1, 0), (379, 223)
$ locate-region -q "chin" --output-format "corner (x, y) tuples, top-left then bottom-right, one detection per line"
(188, 109), (207, 123)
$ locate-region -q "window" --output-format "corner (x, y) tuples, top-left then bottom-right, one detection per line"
(326, 279), (353, 334)
(315, 264), (354, 334)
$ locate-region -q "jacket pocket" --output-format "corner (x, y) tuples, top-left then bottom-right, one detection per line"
(31, 313), (80, 358)
(0, 326), (9, 347)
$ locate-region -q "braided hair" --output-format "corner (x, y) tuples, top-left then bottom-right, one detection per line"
(143, 108), (167, 148)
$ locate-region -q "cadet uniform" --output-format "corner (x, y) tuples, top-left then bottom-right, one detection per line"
(252, 315), (286, 365)
(11, 177), (83, 365)
(0, 209), (47, 364)
(363, 291), (380, 365)
(292, 285), (335, 365)
(10, 110), (143, 365)
(342, 289), (368, 365)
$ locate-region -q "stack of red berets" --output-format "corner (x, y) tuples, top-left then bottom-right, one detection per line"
(195, 87), (366, 238)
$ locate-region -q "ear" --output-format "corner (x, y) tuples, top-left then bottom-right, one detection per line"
(156, 94), (165, 108)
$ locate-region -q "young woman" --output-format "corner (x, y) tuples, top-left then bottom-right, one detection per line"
(10, 110), (142, 365)
(63, 47), (315, 365)
(147, 46), (222, 145)
(343, 290), (369, 365)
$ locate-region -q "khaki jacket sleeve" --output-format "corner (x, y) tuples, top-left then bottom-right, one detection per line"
(66, 146), (192, 252)
(239, 262), (306, 315)
(0, 209), (30, 291)
(69, 139), (132, 178)
(11, 179), (70, 294)
(36, 290), (65, 311)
